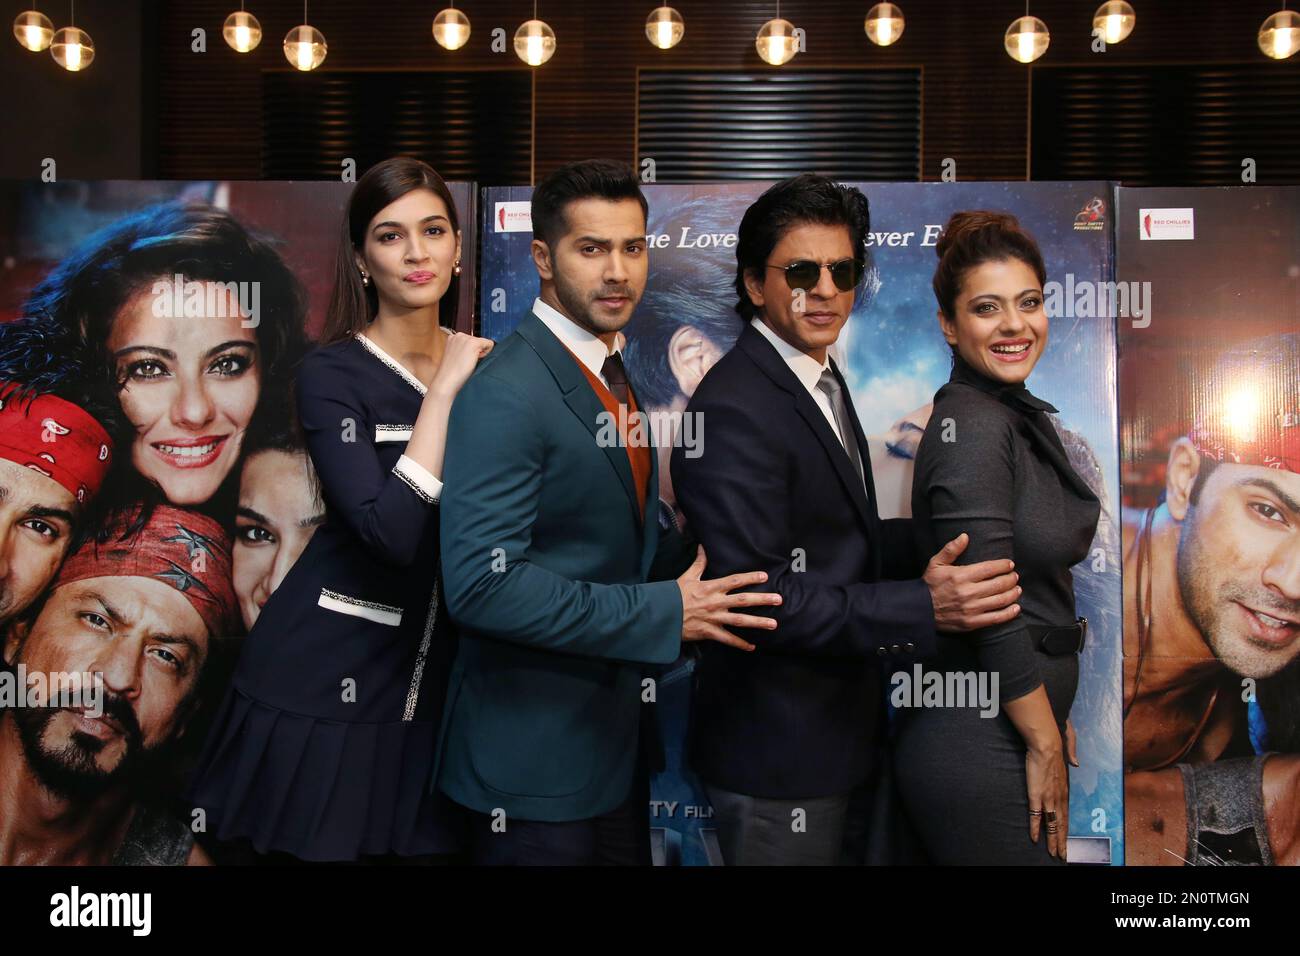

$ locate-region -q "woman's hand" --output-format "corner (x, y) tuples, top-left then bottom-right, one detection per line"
(1026, 740), (1070, 860)
(428, 333), (494, 402)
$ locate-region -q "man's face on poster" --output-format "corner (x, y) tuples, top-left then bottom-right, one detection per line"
(4, 575), (209, 799)
(1174, 449), (1300, 678)
(0, 459), (77, 624)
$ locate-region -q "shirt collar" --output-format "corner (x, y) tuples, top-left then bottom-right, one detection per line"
(533, 297), (625, 380)
(751, 317), (830, 394)
(949, 351), (1058, 414)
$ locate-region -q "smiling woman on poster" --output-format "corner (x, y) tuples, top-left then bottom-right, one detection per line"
(19, 202), (310, 515)
(185, 158), (492, 863)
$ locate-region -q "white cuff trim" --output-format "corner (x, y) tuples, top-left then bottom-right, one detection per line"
(394, 454), (442, 504)
(318, 588), (403, 627)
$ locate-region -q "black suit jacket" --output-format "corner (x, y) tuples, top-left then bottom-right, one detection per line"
(670, 322), (937, 799)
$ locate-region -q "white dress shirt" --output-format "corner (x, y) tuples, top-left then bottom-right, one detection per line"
(750, 317), (848, 448)
(533, 297), (626, 388)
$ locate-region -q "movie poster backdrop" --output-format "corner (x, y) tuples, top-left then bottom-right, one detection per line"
(0, 179), (475, 865)
(1116, 186), (1300, 867)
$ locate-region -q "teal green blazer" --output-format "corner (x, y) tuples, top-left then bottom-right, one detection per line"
(434, 311), (690, 822)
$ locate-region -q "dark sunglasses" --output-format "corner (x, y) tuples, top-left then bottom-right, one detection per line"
(766, 257), (865, 293)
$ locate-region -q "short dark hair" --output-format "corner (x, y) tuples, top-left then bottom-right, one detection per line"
(531, 159), (649, 248)
(932, 210), (1046, 321)
(0, 318), (123, 439)
(1188, 455), (1219, 508)
(734, 174), (871, 323)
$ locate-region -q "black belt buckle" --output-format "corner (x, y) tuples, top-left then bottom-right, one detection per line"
(1038, 617), (1087, 656)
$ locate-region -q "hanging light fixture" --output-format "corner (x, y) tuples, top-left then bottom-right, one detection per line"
(50, 1), (92, 71)
(13, 6), (53, 52)
(1092, 1), (1134, 45)
(223, 2), (262, 53)
(1259, 5), (1300, 59)
(514, 3), (556, 66)
(645, 6), (683, 50)
(756, 1), (798, 66)
(864, 3), (905, 47)
(1005, 3), (1049, 64)
(433, 4), (471, 51)
(284, 1), (326, 71)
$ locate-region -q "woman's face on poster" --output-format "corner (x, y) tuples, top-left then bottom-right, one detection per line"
(108, 281), (261, 506)
(233, 448), (323, 630)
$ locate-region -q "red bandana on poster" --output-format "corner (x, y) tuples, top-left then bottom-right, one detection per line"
(0, 383), (113, 503)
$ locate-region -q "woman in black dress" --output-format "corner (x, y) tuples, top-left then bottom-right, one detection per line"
(187, 158), (492, 861)
(894, 211), (1101, 865)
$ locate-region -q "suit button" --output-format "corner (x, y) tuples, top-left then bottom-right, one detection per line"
(904, 642), (915, 653)
(890, 644), (901, 655)
(876, 647), (888, 657)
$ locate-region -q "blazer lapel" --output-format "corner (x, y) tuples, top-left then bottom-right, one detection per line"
(516, 312), (643, 524)
(738, 325), (876, 532)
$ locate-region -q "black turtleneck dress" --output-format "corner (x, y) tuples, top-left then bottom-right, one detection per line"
(893, 356), (1100, 865)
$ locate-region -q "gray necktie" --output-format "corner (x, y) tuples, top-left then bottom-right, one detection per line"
(816, 367), (866, 488)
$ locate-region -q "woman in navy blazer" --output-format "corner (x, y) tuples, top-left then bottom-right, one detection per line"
(187, 158), (492, 862)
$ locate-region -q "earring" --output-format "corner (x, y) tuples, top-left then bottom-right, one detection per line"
(360, 271), (370, 286)
(453, 260), (462, 276)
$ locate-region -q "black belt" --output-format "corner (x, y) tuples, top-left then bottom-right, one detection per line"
(1028, 617), (1088, 656)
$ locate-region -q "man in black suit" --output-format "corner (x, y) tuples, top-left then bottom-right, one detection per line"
(670, 175), (1024, 865)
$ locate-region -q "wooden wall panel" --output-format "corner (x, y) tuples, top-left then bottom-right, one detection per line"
(132, 0), (1296, 184)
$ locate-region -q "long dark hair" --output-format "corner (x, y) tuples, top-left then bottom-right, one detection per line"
(323, 157), (461, 344)
(18, 201), (310, 526)
(23, 201), (309, 405)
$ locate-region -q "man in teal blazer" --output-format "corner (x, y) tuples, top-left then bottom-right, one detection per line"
(435, 160), (780, 865)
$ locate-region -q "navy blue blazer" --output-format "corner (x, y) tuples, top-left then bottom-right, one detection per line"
(670, 321), (937, 799)
(189, 332), (461, 859)
(232, 334), (452, 723)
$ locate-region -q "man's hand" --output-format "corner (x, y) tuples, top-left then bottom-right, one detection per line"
(923, 533), (1021, 633)
(677, 546), (782, 651)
